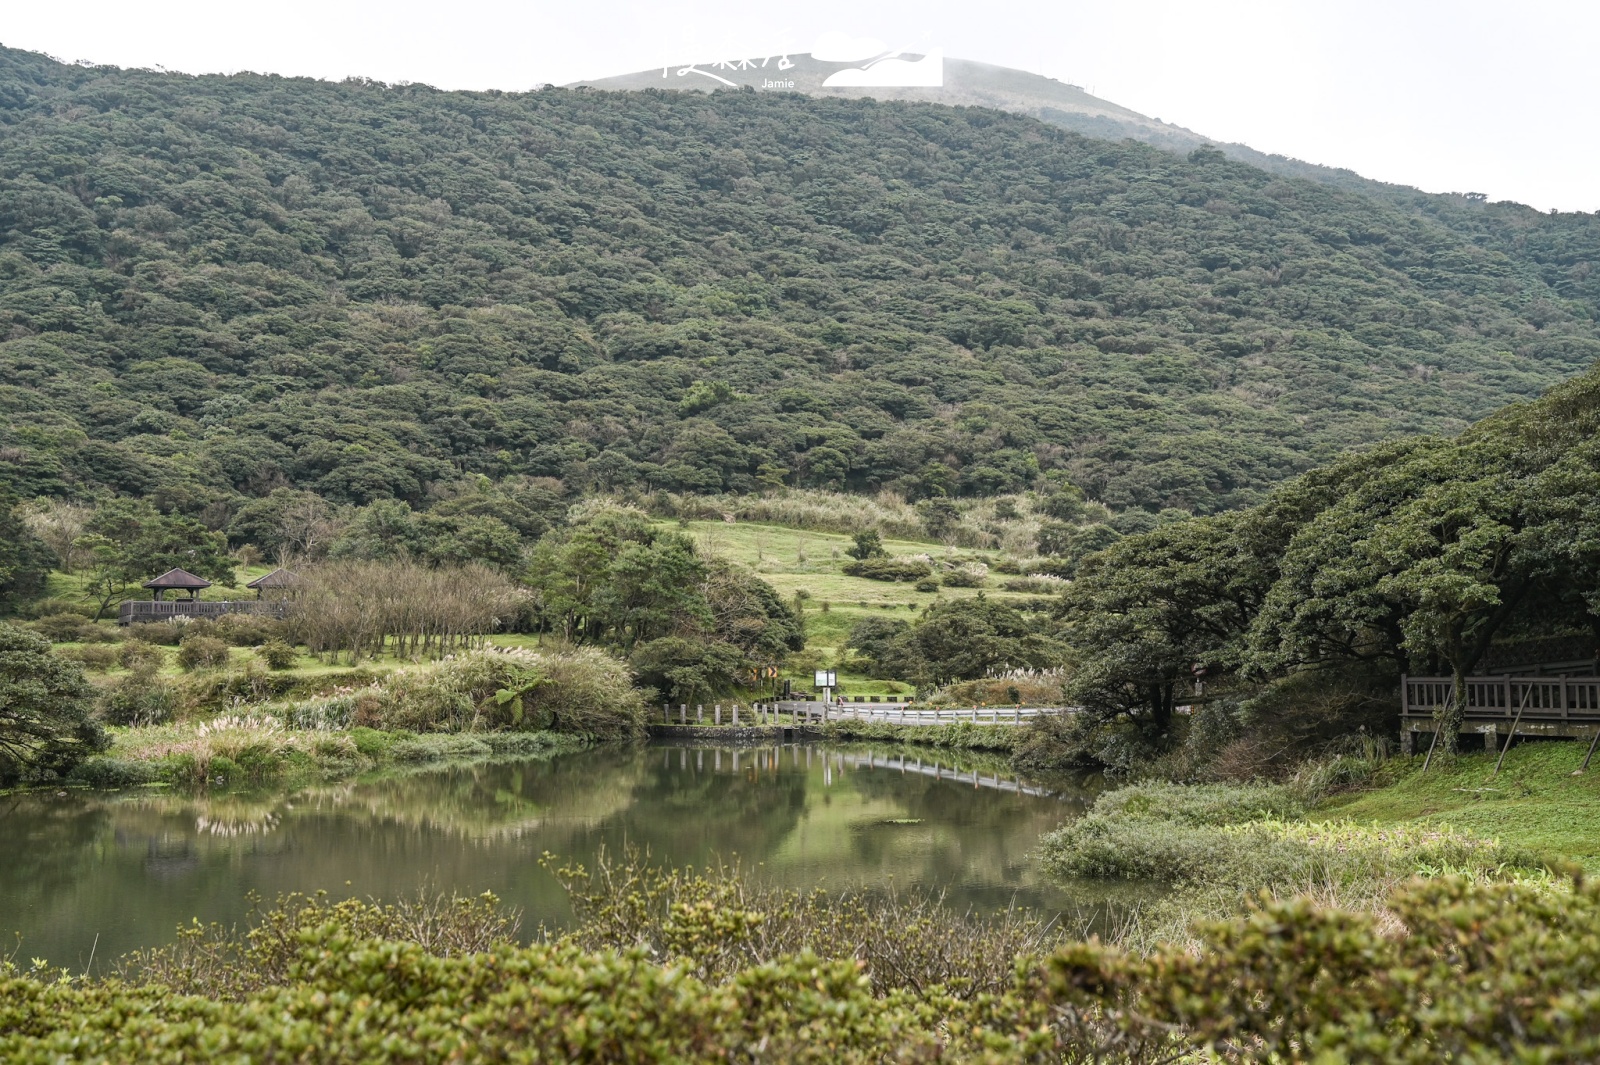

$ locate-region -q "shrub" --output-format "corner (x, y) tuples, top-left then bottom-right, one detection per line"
(66, 755), (158, 789)
(360, 648), (644, 737)
(213, 613), (282, 647)
(128, 620), (187, 646)
(118, 640), (167, 670)
(841, 556), (933, 582)
(1038, 780), (1536, 891)
(177, 635), (231, 671)
(1003, 574), (1067, 594)
(256, 639), (297, 670)
(98, 667), (177, 726)
(31, 612), (90, 642)
(939, 563), (987, 588)
(20, 597), (95, 620)
(913, 577), (939, 592)
(60, 644), (119, 671)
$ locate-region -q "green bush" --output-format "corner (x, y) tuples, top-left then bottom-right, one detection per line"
(20, 598), (96, 620)
(117, 640), (167, 671)
(213, 613), (282, 647)
(841, 556), (933, 582)
(913, 577), (939, 592)
(1039, 780), (1536, 890)
(0, 623), (107, 786)
(97, 668), (177, 726)
(59, 644), (119, 671)
(939, 565), (986, 588)
(372, 648), (644, 737)
(30, 613), (90, 642)
(256, 639), (297, 670)
(176, 635), (230, 671)
(66, 756), (158, 789)
(127, 621), (186, 646)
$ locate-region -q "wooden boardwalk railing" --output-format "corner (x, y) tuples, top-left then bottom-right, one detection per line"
(118, 600), (285, 625)
(1403, 675), (1600, 722)
(1401, 674), (1600, 753)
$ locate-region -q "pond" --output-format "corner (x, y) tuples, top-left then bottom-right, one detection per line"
(0, 741), (1096, 970)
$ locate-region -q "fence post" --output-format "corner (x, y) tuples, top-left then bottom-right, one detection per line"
(696, 704), (703, 724)
(715, 704), (722, 726)
(733, 704), (739, 727)
(663, 703), (669, 724)
(679, 704), (686, 724)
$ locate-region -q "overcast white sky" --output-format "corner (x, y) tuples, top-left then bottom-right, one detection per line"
(5, 0), (1597, 212)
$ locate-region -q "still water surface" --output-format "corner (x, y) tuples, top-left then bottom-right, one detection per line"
(1, 742), (1093, 969)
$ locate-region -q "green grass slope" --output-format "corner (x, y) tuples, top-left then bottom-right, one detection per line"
(1321, 743), (1600, 869)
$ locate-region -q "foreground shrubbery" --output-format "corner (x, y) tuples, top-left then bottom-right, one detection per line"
(11, 862), (1600, 1061)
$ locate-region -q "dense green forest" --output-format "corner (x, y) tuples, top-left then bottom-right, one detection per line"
(3, 44), (1600, 531)
(1045, 358), (1600, 767)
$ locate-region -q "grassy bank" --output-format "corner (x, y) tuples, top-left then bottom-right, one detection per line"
(1319, 741), (1600, 869)
(69, 724), (586, 790)
(1036, 753), (1561, 949)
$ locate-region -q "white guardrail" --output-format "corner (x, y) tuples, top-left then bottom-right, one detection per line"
(658, 702), (1072, 727)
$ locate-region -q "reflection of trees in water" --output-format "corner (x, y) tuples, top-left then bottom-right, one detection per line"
(295, 753), (642, 839)
(3, 743), (1099, 969)
(577, 745), (813, 869)
(0, 793), (117, 915)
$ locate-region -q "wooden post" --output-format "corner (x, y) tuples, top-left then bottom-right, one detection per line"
(663, 703), (670, 723)
(679, 704), (686, 725)
(733, 704), (739, 727)
(1580, 727), (1600, 774)
(715, 704), (721, 726)
(696, 704), (703, 724)
(1493, 681), (1535, 777)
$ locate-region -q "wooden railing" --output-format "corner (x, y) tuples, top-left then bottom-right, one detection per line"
(1403, 675), (1600, 722)
(118, 600), (286, 625)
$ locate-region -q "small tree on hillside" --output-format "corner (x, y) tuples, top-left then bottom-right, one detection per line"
(846, 530), (886, 561)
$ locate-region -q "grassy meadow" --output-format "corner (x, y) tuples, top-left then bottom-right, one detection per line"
(673, 519), (1039, 698)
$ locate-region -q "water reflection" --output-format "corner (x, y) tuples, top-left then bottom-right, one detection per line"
(0, 743), (1093, 969)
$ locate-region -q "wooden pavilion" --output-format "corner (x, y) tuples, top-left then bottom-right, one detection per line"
(143, 568), (212, 602)
(245, 568), (301, 599)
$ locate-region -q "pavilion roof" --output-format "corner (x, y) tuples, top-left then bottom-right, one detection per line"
(245, 568), (301, 589)
(143, 568), (213, 590)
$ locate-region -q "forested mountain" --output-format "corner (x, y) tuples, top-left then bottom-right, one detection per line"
(582, 53), (1600, 252)
(2, 44), (1598, 527)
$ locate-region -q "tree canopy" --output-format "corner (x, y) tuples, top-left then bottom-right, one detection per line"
(1056, 362), (1600, 755)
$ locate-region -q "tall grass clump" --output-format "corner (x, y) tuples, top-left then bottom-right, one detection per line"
(356, 647), (644, 737)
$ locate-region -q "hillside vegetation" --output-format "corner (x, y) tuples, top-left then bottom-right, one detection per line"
(3, 44), (1599, 527)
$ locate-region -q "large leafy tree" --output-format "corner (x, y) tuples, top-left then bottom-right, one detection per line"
(0, 623), (107, 785)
